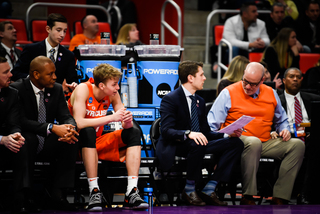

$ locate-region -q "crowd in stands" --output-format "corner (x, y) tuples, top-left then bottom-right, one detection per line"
(1, 0), (320, 213)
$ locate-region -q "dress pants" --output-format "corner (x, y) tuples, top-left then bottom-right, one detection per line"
(20, 131), (78, 190)
(176, 137), (243, 182)
(239, 135), (305, 200)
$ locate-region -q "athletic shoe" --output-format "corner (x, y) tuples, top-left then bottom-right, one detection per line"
(86, 188), (105, 211)
(124, 187), (148, 209)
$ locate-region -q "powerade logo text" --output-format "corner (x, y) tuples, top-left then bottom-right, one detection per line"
(143, 69), (178, 75)
(86, 68), (94, 73)
(132, 111), (154, 119)
(157, 83), (171, 98)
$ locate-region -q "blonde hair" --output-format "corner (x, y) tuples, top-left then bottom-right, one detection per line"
(93, 64), (122, 87)
(222, 55), (249, 82)
(262, 27), (294, 69)
(116, 23), (137, 45)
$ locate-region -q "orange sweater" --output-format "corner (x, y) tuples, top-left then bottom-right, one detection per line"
(221, 81), (277, 142)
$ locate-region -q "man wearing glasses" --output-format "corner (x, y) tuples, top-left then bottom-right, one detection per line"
(207, 62), (305, 205)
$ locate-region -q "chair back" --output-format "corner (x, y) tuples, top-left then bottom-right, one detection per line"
(150, 117), (161, 152)
(214, 25), (224, 46)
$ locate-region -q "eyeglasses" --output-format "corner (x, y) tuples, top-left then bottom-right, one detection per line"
(242, 76), (263, 87)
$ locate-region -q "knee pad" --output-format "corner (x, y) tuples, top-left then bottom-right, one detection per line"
(121, 126), (141, 147)
(79, 127), (96, 148)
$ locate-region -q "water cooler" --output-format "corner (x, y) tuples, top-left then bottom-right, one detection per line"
(74, 44), (126, 81)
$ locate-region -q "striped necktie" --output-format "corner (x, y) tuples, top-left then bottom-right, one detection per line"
(294, 97), (305, 142)
(190, 95), (200, 132)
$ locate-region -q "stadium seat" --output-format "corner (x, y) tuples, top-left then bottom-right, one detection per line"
(299, 53), (320, 74)
(31, 20), (71, 46)
(214, 25), (224, 46)
(249, 52), (263, 62)
(74, 21), (111, 37)
(0, 18), (32, 45)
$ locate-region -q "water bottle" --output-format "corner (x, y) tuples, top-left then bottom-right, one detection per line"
(150, 33), (159, 45)
(120, 69), (129, 107)
(143, 183), (153, 207)
(100, 32), (110, 44)
(127, 63), (138, 107)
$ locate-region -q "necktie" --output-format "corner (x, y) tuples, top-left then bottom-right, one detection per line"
(10, 49), (15, 65)
(49, 48), (55, 63)
(294, 97), (305, 142)
(190, 95), (200, 132)
(37, 91), (46, 153)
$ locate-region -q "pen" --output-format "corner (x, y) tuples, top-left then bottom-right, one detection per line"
(241, 128), (247, 132)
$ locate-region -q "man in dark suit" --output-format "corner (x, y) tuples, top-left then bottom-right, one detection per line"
(0, 21), (21, 70)
(11, 13), (78, 91)
(280, 67), (320, 204)
(0, 57), (26, 213)
(11, 56), (79, 212)
(157, 61), (243, 206)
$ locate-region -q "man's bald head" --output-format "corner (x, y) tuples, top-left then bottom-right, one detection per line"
(242, 62), (265, 95)
(29, 56), (54, 76)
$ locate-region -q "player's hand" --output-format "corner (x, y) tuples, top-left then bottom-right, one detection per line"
(188, 132), (208, 146)
(113, 108), (126, 122)
(122, 110), (133, 123)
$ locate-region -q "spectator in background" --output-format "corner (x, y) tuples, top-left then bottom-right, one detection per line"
(296, 0), (320, 53)
(262, 28), (300, 81)
(11, 13), (78, 92)
(259, 60), (283, 89)
(0, 0), (12, 18)
(266, 3), (294, 41)
(0, 21), (21, 70)
(301, 56), (320, 91)
(267, 0), (299, 20)
(86, 0), (138, 43)
(216, 55), (249, 95)
(116, 23), (143, 68)
(223, 2), (270, 59)
(69, 15), (101, 52)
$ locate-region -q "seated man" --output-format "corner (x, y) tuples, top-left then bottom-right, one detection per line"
(223, 2), (270, 58)
(296, 0), (320, 53)
(0, 57), (25, 213)
(0, 21), (21, 70)
(69, 15), (101, 52)
(280, 67), (320, 204)
(11, 56), (79, 212)
(208, 62), (305, 205)
(11, 13), (78, 90)
(157, 61), (243, 206)
(68, 63), (148, 211)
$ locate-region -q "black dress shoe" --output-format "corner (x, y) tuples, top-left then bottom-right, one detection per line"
(297, 194), (310, 205)
(271, 197), (289, 205)
(197, 191), (228, 206)
(182, 189), (206, 206)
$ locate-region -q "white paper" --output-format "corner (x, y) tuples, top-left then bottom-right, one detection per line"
(218, 115), (255, 135)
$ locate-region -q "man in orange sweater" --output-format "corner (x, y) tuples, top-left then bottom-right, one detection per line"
(207, 62), (305, 205)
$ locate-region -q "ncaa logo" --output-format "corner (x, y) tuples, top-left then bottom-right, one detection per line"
(156, 83), (171, 98)
(89, 97), (93, 103)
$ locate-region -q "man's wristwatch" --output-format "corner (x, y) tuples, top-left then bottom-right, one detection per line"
(184, 130), (191, 139)
(48, 123), (53, 133)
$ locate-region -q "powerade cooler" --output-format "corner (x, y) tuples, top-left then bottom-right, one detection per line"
(75, 45), (126, 81)
(134, 45), (182, 107)
(133, 45), (182, 157)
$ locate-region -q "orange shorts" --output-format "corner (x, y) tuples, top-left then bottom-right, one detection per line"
(96, 129), (126, 162)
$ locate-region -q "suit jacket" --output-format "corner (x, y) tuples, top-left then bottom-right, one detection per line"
(0, 86), (21, 135)
(157, 86), (224, 170)
(10, 78), (76, 137)
(11, 40), (77, 84)
(0, 44), (21, 66)
(279, 91), (320, 122)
